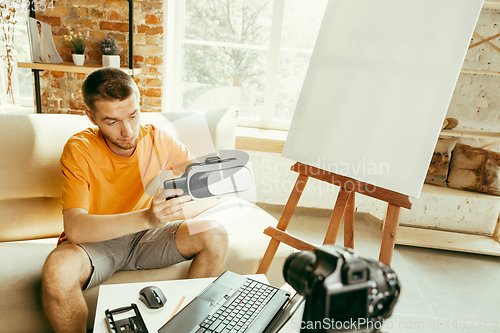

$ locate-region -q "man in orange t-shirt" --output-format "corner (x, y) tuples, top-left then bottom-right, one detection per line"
(41, 68), (228, 333)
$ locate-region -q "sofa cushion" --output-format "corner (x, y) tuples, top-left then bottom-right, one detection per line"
(0, 238), (57, 333)
(0, 197), (63, 242)
(0, 114), (93, 201)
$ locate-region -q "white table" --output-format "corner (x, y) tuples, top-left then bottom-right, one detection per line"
(93, 274), (302, 333)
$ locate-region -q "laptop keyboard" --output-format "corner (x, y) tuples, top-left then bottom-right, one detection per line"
(196, 279), (278, 333)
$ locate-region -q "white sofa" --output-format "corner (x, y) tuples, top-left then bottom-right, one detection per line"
(0, 107), (293, 332)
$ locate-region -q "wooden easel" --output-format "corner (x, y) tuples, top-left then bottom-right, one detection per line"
(257, 162), (412, 274)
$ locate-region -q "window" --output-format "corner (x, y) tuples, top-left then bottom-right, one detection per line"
(164, 0), (327, 130)
(0, 6), (34, 108)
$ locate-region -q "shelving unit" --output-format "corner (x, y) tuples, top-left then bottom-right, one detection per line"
(18, 62), (142, 76)
(395, 225), (500, 257)
(396, 125), (500, 256)
(397, 184), (500, 256)
(398, 5), (500, 256)
(24, 0), (136, 113)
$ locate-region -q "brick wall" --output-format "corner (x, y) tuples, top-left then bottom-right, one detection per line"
(35, 0), (164, 114)
(448, 9), (500, 134)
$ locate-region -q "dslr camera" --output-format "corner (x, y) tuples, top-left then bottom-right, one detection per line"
(283, 245), (400, 332)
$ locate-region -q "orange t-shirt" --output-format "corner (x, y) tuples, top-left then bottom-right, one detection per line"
(58, 124), (194, 243)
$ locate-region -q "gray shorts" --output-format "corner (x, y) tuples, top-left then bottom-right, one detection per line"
(78, 221), (187, 290)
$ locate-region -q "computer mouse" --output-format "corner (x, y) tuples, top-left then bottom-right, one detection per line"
(139, 286), (167, 309)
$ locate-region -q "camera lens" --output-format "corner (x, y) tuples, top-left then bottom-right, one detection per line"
(283, 251), (316, 296)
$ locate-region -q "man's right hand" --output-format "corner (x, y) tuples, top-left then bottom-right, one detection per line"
(63, 189), (191, 244)
(147, 189), (191, 228)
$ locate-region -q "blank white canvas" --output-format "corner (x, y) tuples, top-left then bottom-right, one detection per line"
(282, 0), (483, 198)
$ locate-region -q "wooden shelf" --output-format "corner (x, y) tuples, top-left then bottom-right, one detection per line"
(483, 1), (500, 10)
(422, 184), (500, 200)
(440, 128), (500, 140)
(396, 226), (500, 256)
(18, 62), (142, 75)
(460, 68), (500, 76)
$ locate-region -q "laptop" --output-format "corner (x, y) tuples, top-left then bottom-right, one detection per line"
(158, 271), (295, 333)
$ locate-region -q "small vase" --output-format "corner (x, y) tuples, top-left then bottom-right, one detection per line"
(72, 54), (85, 66)
(102, 55), (120, 68)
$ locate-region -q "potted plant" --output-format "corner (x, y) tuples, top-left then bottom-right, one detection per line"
(63, 29), (87, 66)
(99, 36), (122, 68)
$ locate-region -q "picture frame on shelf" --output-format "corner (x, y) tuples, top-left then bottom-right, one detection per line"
(27, 17), (62, 64)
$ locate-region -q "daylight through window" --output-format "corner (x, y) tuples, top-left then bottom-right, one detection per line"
(165, 0), (327, 130)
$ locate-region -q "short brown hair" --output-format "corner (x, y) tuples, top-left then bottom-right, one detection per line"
(82, 68), (140, 114)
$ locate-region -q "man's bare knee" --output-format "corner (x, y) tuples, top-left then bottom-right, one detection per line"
(42, 244), (91, 299)
(177, 220), (229, 263)
(199, 220), (228, 257)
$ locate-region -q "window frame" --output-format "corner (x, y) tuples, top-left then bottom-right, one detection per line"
(163, 0), (295, 131)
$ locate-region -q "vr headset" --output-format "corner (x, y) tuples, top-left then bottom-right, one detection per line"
(163, 150), (252, 201)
